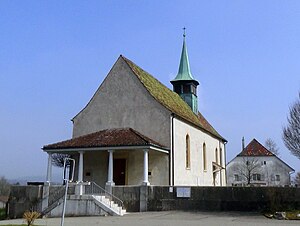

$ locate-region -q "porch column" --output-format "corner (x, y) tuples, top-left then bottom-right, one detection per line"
(78, 151), (84, 195)
(142, 149), (150, 185)
(106, 150), (115, 186)
(46, 152), (52, 184)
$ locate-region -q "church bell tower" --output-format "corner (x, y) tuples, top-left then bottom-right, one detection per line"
(171, 29), (199, 114)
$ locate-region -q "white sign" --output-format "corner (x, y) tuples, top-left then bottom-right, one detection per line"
(176, 187), (191, 198)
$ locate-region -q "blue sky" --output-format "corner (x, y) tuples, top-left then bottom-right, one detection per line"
(0, 1), (299, 180)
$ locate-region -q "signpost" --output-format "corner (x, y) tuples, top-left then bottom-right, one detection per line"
(60, 158), (75, 226)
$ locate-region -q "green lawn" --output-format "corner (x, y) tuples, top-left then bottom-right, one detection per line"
(0, 208), (6, 220)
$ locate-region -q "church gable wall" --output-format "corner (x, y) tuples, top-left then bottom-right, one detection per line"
(72, 57), (171, 147)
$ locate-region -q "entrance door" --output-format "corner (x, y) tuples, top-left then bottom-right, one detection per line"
(113, 159), (126, 185)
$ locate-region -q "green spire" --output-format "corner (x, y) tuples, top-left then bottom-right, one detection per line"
(173, 28), (195, 81)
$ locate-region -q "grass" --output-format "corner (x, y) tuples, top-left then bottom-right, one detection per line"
(286, 210), (300, 220)
(0, 208), (6, 220)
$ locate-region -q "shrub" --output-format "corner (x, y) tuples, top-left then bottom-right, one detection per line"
(0, 207), (6, 220)
(23, 210), (40, 226)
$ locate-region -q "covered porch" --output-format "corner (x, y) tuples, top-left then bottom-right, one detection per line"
(43, 128), (170, 194)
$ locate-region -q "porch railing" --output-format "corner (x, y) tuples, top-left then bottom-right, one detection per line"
(84, 182), (124, 209)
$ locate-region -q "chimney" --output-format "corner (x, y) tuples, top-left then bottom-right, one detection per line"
(242, 137), (245, 150)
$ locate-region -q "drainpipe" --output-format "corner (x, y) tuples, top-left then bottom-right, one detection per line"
(219, 141), (222, 186)
(171, 114), (175, 186)
(224, 141), (228, 186)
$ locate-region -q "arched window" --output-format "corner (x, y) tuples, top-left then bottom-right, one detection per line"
(203, 143), (207, 171)
(215, 148), (218, 164)
(186, 134), (190, 169)
(220, 148), (223, 166)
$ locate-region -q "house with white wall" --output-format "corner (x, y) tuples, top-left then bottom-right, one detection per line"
(43, 34), (227, 191)
(227, 138), (294, 186)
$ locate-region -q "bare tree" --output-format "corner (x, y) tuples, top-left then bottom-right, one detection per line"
(238, 157), (261, 185)
(283, 92), (300, 160)
(265, 138), (280, 156)
(294, 172), (300, 185)
(51, 153), (71, 167)
(0, 176), (11, 196)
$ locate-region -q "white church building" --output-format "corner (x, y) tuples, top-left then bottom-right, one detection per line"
(43, 34), (227, 190)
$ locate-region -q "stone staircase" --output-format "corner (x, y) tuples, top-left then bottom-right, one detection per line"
(39, 182), (126, 217)
(92, 195), (126, 216)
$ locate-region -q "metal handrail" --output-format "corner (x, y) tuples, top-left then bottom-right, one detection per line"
(85, 182), (124, 210)
(41, 186), (66, 216)
(48, 186), (66, 207)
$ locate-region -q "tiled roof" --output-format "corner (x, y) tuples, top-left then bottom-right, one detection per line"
(43, 128), (167, 150)
(237, 139), (274, 156)
(0, 196), (8, 203)
(122, 56), (226, 142)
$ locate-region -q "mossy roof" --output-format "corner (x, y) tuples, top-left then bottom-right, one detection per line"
(122, 55), (226, 142)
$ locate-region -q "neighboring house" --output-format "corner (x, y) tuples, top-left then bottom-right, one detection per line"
(43, 35), (227, 190)
(227, 139), (294, 186)
(0, 196), (8, 209)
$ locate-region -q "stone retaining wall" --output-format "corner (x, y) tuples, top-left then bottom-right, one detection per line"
(113, 186), (300, 212)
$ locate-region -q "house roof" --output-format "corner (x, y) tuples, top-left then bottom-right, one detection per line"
(122, 56), (226, 142)
(43, 128), (167, 150)
(237, 139), (275, 156)
(0, 196), (8, 203)
(235, 138), (294, 172)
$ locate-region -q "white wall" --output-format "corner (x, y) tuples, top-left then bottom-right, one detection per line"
(173, 117), (226, 186)
(227, 156), (293, 186)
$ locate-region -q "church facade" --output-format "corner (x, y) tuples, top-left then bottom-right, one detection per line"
(43, 36), (227, 189)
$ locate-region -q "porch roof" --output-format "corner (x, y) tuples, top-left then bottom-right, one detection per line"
(43, 128), (169, 153)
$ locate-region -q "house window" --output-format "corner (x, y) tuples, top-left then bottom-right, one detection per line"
(234, 174), (239, 181)
(253, 174), (261, 181)
(215, 148), (218, 164)
(219, 148), (223, 166)
(276, 175), (280, 181)
(203, 143), (207, 171)
(186, 134), (190, 169)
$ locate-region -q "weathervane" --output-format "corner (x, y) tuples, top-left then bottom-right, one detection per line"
(183, 27), (186, 38)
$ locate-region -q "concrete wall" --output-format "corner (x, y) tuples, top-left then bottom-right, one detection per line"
(48, 195), (106, 217)
(72, 57), (171, 148)
(113, 186), (300, 212)
(173, 118), (226, 186)
(112, 186), (140, 212)
(227, 156), (293, 186)
(8, 185), (43, 219)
